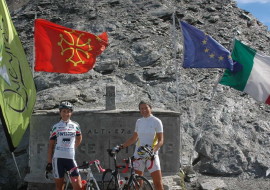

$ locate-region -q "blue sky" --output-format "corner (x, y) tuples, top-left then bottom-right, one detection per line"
(235, 0), (270, 30)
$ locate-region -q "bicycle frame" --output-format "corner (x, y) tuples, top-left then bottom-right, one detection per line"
(102, 147), (128, 190)
(108, 151), (124, 189)
(122, 157), (139, 189)
(123, 156), (154, 190)
(65, 160), (105, 190)
(103, 145), (154, 190)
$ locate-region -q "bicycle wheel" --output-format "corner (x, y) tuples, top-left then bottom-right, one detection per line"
(63, 183), (73, 190)
(63, 175), (73, 190)
(85, 180), (99, 190)
(129, 175), (153, 190)
(101, 169), (118, 190)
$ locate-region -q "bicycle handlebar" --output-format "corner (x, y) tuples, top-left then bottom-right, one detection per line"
(138, 144), (155, 159)
(69, 160), (105, 173)
(92, 160), (106, 173)
(139, 145), (155, 170)
(107, 144), (155, 173)
(121, 155), (155, 173)
(107, 145), (121, 157)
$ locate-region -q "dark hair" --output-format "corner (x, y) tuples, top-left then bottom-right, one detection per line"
(138, 100), (152, 110)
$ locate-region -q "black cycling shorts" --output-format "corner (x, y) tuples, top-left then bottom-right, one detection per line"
(52, 157), (79, 178)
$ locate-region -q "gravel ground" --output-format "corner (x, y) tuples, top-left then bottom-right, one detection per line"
(223, 177), (270, 190)
(193, 175), (270, 190)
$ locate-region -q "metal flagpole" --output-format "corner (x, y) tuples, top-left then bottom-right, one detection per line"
(172, 12), (183, 169)
(12, 152), (22, 179)
(32, 11), (37, 77)
(190, 35), (236, 164)
(190, 72), (223, 164)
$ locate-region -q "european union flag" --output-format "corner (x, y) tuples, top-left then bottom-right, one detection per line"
(180, 21), (235, 71)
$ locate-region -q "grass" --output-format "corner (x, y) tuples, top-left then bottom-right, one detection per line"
(179, 169), (187, 190)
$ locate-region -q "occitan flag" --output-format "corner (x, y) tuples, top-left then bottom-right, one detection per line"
(34, 19), (108, 74)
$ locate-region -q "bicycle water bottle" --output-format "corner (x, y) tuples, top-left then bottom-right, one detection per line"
(118, 177), (126, 189)
(122, 177), (129, 189)
(81, 180), (87, 190)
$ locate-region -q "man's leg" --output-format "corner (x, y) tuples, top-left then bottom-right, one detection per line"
(151, 170), (164, 190)
(71, 175), (82, 190)
(54, 178), (64, 190)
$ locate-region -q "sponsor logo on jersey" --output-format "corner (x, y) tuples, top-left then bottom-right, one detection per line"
(58, 132), (76, 137)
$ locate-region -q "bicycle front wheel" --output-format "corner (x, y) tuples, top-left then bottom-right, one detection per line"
(101, 169), (118, 190)
(63, 174), (73, 190)
(63, 182), (73, 190)
(85, 180), (100, 190)
(128, 175), (153, 190)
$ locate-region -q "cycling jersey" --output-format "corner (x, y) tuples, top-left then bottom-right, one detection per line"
(49, 120), (81, 159)
(134, 114), (163, 158)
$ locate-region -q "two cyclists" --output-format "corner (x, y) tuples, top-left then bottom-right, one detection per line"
(46, 100), (164, 190)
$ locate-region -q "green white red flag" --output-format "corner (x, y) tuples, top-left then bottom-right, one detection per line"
(220, 39), (270, 105)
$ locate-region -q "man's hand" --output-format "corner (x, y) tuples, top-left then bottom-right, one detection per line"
(46, 163), (53, 172)
(119, 144), (124, 149)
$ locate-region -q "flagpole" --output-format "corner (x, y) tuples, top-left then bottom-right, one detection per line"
(190, 71), (223, 164)
(190, 33), (236, 164)
(12, 152), (22, 179)
(172, 12), (183, 169)
(32, 12), (37, 77)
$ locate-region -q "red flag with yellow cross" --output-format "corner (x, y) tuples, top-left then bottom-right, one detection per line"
(34, 19), (108, 74)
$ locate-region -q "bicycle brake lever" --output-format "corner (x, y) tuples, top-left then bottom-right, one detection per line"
(94, 160), (105, 173)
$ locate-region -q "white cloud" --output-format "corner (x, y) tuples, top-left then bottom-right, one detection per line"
(236, 0), (270, 3)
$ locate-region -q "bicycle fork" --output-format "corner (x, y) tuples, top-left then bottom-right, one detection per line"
(86, 169), (100, 190)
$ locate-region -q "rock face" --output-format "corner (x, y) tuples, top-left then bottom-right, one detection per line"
(1, 0), (270, 189)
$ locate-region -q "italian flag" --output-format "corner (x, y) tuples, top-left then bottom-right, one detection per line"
(220, 39), (270, 105)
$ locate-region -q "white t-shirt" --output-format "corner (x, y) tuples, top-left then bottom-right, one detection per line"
(49, 120), (81, 159)
(134, 114), (163, 157)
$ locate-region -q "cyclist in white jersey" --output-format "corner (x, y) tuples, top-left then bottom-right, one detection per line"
(46, 101), (82, 190)
(120, 101), (164, 190)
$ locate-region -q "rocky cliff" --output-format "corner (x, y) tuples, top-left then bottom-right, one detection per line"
(1, 0), (270, 189)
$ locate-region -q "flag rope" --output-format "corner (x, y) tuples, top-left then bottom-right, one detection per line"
(12, 152), (22, 179)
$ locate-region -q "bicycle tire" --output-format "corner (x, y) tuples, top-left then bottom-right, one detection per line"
(85, 180), (99, 190)
(64, 185), (73, 190)
(128, 175), (153, 190)
(65, 180), (89, 190)
(101, 169), (118, 190)
(63, 182), (73, 190)
(63, 175), (73, 190)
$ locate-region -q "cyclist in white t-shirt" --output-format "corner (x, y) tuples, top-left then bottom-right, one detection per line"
(46, 101), (82, 190)
(120, 101), (164, 190)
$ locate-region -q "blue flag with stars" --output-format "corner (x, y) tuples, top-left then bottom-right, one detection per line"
(180, 21), (235, 71)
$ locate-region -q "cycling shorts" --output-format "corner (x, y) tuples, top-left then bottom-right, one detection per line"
(133, 155), (161, 173)
(52, 157), (79, 178)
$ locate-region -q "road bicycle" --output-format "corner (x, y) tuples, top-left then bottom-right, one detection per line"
(65, 159), (105, 190)
(102, 145), (154, 190)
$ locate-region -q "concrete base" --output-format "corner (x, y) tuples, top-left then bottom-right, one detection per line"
(27, 183), (55, 190)
(25, 109), (180, 187)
